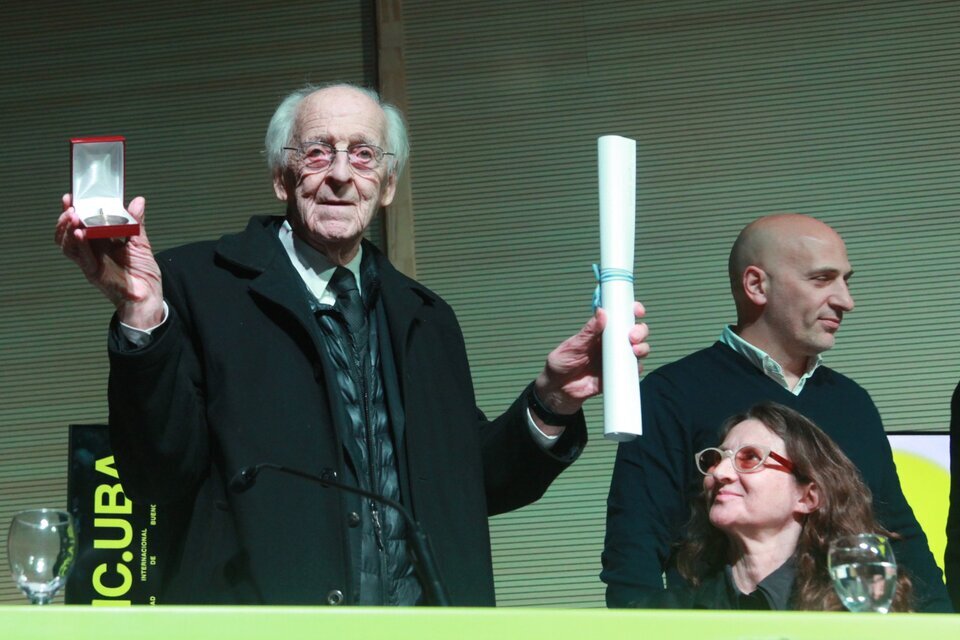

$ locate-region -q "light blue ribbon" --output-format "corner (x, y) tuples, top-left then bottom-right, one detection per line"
(593, 264), (634, 311)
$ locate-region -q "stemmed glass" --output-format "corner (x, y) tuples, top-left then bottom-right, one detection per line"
(7, 509), (76, 604)
(828, 533), (897, 613)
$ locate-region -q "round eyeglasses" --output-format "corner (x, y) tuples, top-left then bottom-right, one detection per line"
(283, 141), (394, 172)
(695, 444), (795, 476)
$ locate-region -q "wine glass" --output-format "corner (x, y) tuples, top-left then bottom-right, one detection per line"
(828, 533), (897, 613)
(7, 509), (76, 604)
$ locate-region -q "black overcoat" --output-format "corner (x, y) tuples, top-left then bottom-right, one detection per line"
(107, 216), (586, 605)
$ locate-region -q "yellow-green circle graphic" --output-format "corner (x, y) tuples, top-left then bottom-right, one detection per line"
(892, 450), (950, 578)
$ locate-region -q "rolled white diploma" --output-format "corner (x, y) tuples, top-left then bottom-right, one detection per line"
(598, 135), (642, 441)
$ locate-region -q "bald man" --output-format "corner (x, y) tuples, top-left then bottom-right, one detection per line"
(602, 214), (952, 612)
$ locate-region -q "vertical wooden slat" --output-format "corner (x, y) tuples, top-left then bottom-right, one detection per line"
(377, 0), (418, 278)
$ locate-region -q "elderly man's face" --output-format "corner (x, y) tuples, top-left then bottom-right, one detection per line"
(274, 86), (396, 261)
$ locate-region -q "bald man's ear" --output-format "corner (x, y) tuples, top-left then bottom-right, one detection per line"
(742, 265), (768, 307)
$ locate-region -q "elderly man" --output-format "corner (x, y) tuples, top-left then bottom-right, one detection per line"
(56, 83), (649, 606)
(602, 214), (952, 612)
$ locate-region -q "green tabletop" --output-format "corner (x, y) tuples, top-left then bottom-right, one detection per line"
(1, 605), (958, 640)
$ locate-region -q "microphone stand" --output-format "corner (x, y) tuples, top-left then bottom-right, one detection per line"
(231, 463), (451, 606)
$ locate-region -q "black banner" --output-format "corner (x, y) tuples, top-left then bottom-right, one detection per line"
(65, 424), (168, 605)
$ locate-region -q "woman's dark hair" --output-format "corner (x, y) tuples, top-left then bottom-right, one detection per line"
(676, 401), (912, 611)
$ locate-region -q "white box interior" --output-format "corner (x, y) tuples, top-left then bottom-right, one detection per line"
(72, 140), (134, 226)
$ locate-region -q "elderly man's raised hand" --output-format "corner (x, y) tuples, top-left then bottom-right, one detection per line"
(532, 302), (649, 432)
(56, 193), (164, 328)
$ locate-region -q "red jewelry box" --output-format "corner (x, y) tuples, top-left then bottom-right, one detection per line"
(70, 135), (140, 239)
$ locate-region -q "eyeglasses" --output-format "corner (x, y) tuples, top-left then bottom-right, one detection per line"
(695, 444), (795, 476)
(283, 141), (395, 172)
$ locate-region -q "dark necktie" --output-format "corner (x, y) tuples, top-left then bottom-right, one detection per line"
(328, 266), (368, 339)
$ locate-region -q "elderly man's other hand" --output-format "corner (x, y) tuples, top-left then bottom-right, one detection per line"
(56, 193), (164, 328)
(532, 302), (649, 432)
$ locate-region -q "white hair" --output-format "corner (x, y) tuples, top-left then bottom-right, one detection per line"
(264, 82), (409, 178)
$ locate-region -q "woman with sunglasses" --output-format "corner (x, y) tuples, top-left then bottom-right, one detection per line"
(634, 401), (913, 610)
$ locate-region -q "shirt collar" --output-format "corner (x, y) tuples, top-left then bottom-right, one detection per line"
(720, 325), (822, 396)
(278, 220), (363, 304)
(724, 555), (797, 611)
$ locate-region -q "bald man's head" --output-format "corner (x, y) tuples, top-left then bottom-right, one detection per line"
(729, 214), (846, 308)
(728, 213), (855, 365)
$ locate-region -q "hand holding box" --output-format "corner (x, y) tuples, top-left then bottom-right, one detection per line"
(71, 136), (139, 239)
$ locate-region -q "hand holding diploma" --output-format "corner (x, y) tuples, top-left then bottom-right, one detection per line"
(529, 136), (649, 437)
(532, 303), (649, 435)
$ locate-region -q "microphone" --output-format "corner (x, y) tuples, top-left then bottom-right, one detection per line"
(229, 462), (451, 606)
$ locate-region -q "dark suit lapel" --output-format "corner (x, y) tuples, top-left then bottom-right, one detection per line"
(370, 243), (438, 514)
(215, 216), (361, 470)
(218, 217), (324, 356)
(371, 243), (436, 400)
